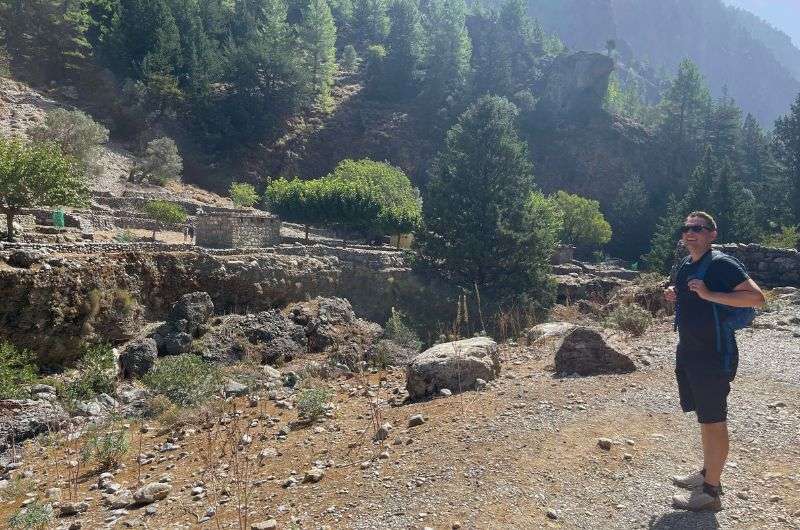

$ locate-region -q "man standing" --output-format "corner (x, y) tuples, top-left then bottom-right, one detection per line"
(664, 211), (765, 511)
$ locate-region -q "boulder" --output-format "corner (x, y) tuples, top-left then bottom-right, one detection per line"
(539, 51), (614, 120)
(167, 292), (213, 337)
(0, 399), (69, 453)
(162, 331), (192, 356)
(553, 327), (636, 376)
(133, 482), (172, 505)
(119, 338), (158, 378)
(406, 337), (500, 400)
(526, 322), (577, 345)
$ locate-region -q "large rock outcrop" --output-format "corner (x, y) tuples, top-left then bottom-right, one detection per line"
(406, 337), (500, 400)
(538, 52), (614, 120)
(0, 399), (69, 453)
(553, 327), (636, 376)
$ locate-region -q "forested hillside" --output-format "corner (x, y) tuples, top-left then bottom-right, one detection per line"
(1, 0), (799, 269)
(524, 0), (800, 126)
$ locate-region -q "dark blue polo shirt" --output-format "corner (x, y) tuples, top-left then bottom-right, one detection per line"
(674, 250), (749, 372)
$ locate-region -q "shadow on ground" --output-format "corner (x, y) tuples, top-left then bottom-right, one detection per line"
(649, 511), (720, 529)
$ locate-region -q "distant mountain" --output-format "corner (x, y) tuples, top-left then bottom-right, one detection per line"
(726, 5), (800, 81)
(723, 0), (800, 47)
(522, 0), (800, 126)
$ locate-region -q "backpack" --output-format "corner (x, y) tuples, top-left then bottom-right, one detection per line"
(673, 250), (756, 373)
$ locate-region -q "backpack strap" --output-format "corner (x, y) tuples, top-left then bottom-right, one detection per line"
(673, 255), (693, 332)
(692, 250), (716, 280)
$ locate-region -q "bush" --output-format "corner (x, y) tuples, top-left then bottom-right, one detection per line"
(114, 229), (137, 243)
(28, 108), (109, 162)
(0, 341), (38, 399)
(384, 308), (422, 351)
(760, 225), (799, 249)
(296, 387), (333, 421)
(60, 343), (116, 402)
(229, 182), (260, 208)
(85, 429), (130, 470)
(142, 200), (187, 240)
(340, 44), (359, 70)
(142, 354), (222, 406)
(8, 500), (53, 530)
(130, 137), (182, 185)
(605, 303), (653, 336)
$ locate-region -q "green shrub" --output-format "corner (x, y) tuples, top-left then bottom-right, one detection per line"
(8, 500), (53, 530)
(229, 182), (260, 208)
(296, 387), (333, 421)
(384, 308), (421, 351)
(142, 200), (187, 240)
(87, 430), (130, 470)
(760, 225), (799, 250)
(60, 343), (116, 402)
(0, 341), (38, 399)
(551, 190), (612, 249)
(340, 44), (359, 70)
(114, 229), (137, 243)
(605, 303), (653, 336)
(130, 137), (183, 185)
(142, 354), (222, 406)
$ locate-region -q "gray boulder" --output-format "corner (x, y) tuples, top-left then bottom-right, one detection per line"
(406, 337), (500, 400)
(553, 327), (636, 376)
(133, 482), (172, 505)
(7, 249), (44, 268)
(526, 322), (577, 345)
(167, 292), (213, 337)
(119, 338), (158, 378)
(0, 399), (69, 453)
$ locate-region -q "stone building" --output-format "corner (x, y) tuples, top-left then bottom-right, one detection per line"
(195, 211), (281, 248)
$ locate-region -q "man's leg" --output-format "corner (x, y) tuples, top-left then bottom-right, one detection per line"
(701, 421), (728, 486)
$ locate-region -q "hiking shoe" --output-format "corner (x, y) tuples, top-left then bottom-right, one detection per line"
(672, 471), (725, 494)
(672, 470), (706, 490)
(672, 489), (722, 512)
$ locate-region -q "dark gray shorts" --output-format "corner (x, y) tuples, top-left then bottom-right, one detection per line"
(676, 367), (731, 424)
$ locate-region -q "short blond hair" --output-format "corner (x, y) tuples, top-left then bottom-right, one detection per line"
(686, 211), (717, 231)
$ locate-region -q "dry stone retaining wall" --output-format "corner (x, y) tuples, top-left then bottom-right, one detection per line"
(715, 244), (800, 287)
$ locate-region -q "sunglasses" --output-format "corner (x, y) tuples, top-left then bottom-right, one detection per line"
(680, 225), (711, 234)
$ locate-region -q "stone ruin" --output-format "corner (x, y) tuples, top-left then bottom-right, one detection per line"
(195, 211), (282, 249)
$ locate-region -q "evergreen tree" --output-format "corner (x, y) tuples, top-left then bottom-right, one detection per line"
(328, 0), (354, 48)
(740, 113), (770, 186)
(773, 92), (800, 224)
(298, 0), (337, 106)
(608, 175), (650, 261)
(419, 0), (471, 113)
(705, 91), (742, 161)
(644, 194), (684, 273)
(712, 160), (759, 243)
(657, 59), (712, 185)
(421, 95), (551, 309)
(367, 0), (424, 101)
(352, 0), (389, 49)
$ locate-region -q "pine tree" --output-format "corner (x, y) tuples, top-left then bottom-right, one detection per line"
(298, 0), (337, 106)
(352, 0), (389, 48)
(419, 0), (471, 113)
(773, 92), (800, 224)
(421, 95), (548, 306)
(367, 0), (424, 101)
(608, 175), (650, 261)
(657, 59), (712, 185)
(705, 90), (742, 161)
(644, 194), (684, 273)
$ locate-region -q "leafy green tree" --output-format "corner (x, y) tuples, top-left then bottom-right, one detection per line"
(265, 177), (325, 241)
(130, 137), (183, 185)
(419, 0), (471, 112)
(774, 92), (800, 224)
(327, 158), (422, 235)
(0, 138), (88, 241)
(298, 0), (337, 106)
(142, 200), (187, 241)
(28, 109), (109, 164)
(550, 191), (612, 251)
(421, 95), (553, 311)
(229, 182), (260, 208)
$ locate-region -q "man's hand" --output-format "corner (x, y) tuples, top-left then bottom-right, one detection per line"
(664, 286), (676, 302)
(687, 279), (712, 300)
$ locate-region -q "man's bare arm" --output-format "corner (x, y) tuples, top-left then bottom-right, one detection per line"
(688, 278), (765, 308)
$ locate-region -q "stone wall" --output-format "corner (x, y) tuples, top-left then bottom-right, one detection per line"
(715, 244), (800, 288)
(196, 212), (281, 248)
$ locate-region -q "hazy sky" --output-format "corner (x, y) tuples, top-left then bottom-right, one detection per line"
(724, 0), (800, 46)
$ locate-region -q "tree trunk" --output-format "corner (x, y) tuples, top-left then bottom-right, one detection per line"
(5, 211), (14, 242)
(304, 224), (309, 242)
(152, 228), (157, 242)
(396, 233), (401, 249)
